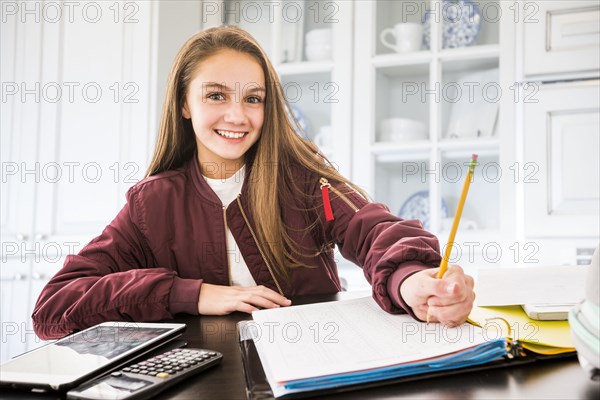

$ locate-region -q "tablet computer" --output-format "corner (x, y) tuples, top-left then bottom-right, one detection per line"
(0, 321), (186, 392)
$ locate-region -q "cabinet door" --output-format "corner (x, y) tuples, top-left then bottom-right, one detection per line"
(33, 3), (155, 250)
(524, 80), (599, 237)
(524, 1), (600, 78)
(0, 258), (59, 361)
(0, 258), (31, 362)
(0, 5), (37, 245)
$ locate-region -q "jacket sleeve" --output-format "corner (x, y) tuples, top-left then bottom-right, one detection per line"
(32, 185), (202, 340)
(310, 176), (441, 318)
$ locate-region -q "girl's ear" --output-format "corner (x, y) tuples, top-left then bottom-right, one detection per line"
(182, 102), (191, 119)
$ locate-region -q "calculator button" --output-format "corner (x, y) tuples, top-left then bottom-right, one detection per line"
(156, 372), (170, 379)
(131, 369), (140, 373)
(123, 367), (132, 372)
(111, 372), (122, 377)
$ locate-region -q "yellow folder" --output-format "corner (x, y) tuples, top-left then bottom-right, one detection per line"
(468, 305), (575, 355)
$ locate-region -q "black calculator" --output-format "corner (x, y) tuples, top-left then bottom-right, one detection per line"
(66, 347), (222, 400)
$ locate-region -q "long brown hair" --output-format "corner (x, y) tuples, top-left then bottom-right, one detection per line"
(146, 26), (368, 280)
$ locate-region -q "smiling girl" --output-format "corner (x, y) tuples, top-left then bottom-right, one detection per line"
(33, 26), (475, 340)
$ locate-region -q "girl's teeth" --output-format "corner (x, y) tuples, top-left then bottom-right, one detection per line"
(216, 130), (246, 139)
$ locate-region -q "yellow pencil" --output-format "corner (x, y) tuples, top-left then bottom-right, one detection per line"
(427, 154), (478, 323)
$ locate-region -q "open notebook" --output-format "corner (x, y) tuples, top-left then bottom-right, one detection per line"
(239, 297), (514, 398)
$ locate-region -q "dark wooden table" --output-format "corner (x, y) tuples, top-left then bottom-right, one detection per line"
(161, 291), (600, 400)
(3, 292), (599, 399)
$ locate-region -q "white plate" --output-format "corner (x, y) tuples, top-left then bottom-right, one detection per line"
(445, 68), (499, 139)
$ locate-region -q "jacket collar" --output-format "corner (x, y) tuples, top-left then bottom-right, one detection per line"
(187, 154), (251, 206)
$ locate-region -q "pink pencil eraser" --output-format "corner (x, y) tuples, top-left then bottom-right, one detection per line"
(472, 154), (478, 161)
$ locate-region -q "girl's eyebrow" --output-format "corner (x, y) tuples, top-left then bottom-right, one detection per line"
(201, 82), (266, 93)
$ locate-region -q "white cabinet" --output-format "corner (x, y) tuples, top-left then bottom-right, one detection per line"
(352, 0), (515, 271)
(518, 1), (600, 243)
(0, 2), (157, 362)
(33, 3), (155, 247)
(523, 80), (600, 237)
(1, 7), (37, 248)
(524, 1), (600, 79)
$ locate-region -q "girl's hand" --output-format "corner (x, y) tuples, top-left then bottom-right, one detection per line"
(197, 283), (292, 315)
(399, 265), (475, 327)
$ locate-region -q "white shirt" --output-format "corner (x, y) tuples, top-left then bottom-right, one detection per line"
(203, 165), (257, 287)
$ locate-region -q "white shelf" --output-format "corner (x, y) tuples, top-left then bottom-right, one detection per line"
(439, 44), (500, 62)
(352, 1), (513, 240)
(371, 44), (501, 71)
(371, 140), (431, 154)
(372, 51), (433, 68)
(372, 139), (500, 163)
(435, 228), (502, 240)
(276, 60), (334, 76)
(438, 138), (500, 152)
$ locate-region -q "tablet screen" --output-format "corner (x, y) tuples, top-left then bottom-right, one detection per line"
(1, 322), (185, 390)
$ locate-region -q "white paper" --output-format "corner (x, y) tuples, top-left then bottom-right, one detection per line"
(249, 297), (489, 389)
(475, 265), (589, 306)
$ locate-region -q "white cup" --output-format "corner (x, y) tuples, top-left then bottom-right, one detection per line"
(306, 44), (332, 61)
(378, 118), (427, 141)
(305, 28), (332, 44)
(380, 23), (423, 53)
(305, 29), (333, 61)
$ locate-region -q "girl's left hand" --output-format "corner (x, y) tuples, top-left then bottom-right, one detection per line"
(399, 265), (475, 327)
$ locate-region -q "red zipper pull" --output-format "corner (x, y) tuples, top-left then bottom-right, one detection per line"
(320, 178), (334, 221)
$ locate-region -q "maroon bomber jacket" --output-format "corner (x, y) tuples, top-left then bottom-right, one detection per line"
(32, 157), (442, 340)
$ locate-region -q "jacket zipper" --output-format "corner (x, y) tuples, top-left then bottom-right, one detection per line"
(320, 177), (360, 214)
(223, 206), (232, 286)
(236, 196), (284, 296)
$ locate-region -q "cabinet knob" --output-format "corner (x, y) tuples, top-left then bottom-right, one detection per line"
(13, 273), (26, 281)
(35, 233), (48, 241)
(16, 233), (28, 241)
(31, 272), (45, 280)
